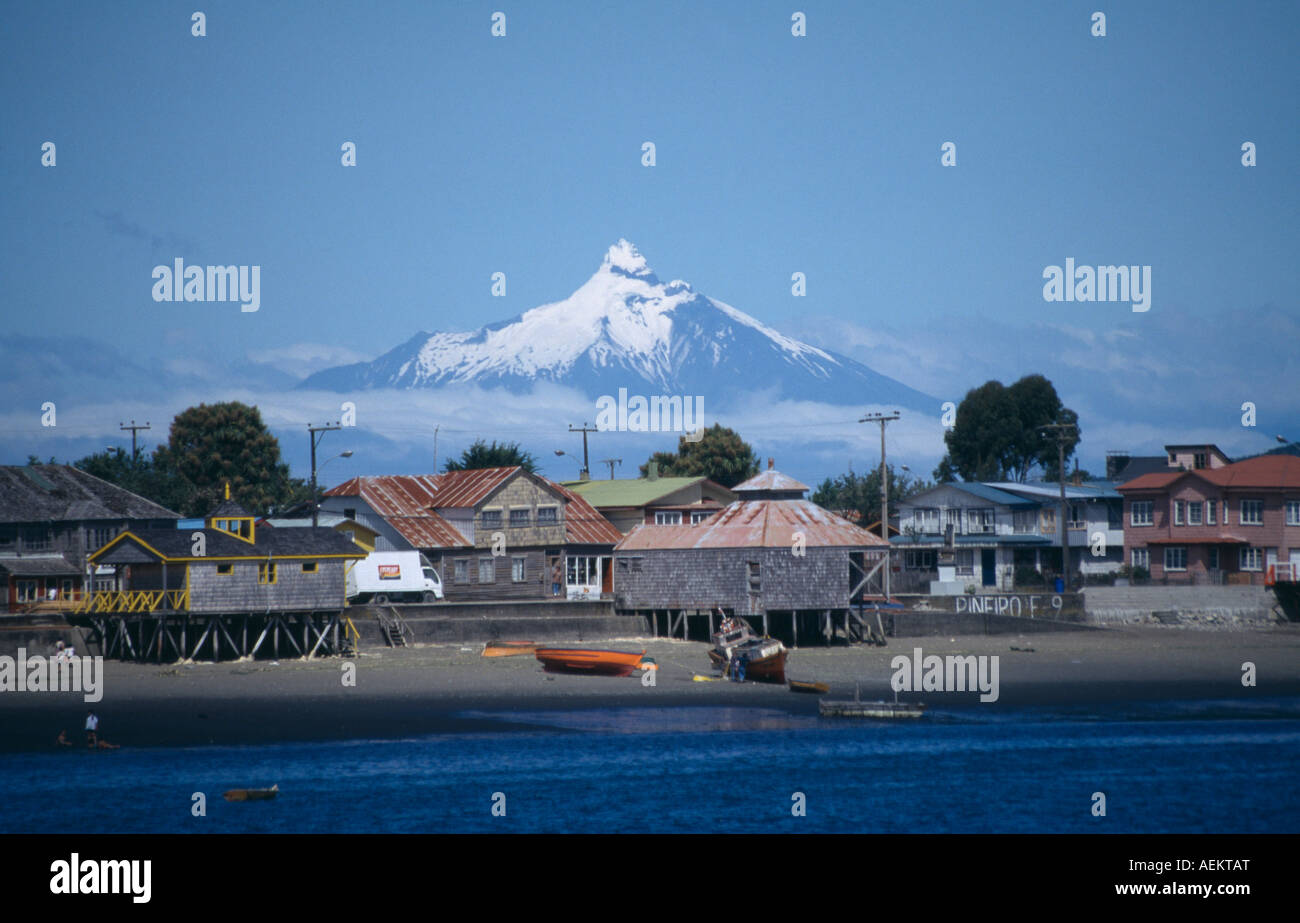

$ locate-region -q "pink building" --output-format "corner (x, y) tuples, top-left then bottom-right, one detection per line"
(1118, 454), (1300, 585)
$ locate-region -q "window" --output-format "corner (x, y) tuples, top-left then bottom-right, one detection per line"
(944, 509), (962, 534)
(343, 508), (356, 520)
(916, 508), (939, 534)
(511, 556), (526, 583)
(1208, 547), (1219, 570)
(16, 580), (37, 602)
(1287, 500), (1300, 526)
(87, 526), (116, 551)
(747, 562), (761, 592)
(954, 550), (975, 576)
(1194, 452), (1207, 469)
(22, 527), (50, 551)
(1164, 547), (1187, 571)
(478, 558), (496, 583)
(1187, 502), (1202, 526)
(1040, 508), (1057, 533)
(1173, 501), (1185, 525)
(216, 564), (233, 576)
(60, 579), (76, 598)
(968, 509), (995, 534)
(1240, 500), (1263, 525)
(1130, 501), (1153, 526)
(567, 556), (600, 586)
(537, 507), (558, 524)
(690, 511), (713, 524)
(302, 562), (318, 573)
(905, 550), (936, 569)
(1131, 548), (1149, 570)
(481, 510), (502, 529)
(453, 559), (469, 584)
(1013, 510), (1036, 534)
(1240, 547), (1263, 571)
(1206, 500), (1216, 525)
(655, 511), (683, 525)
(509, 508), (530, 527)
(258, 561), (277, 584)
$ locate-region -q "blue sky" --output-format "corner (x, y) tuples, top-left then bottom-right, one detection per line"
(2, 0), (1297, 487)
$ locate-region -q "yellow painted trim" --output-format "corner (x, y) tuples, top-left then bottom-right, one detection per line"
(88, 531), (173, 563)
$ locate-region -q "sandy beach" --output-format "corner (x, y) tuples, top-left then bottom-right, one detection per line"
(3, 625), (1298, 753)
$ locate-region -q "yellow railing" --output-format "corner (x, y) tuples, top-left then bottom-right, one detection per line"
(343, 615), (360, 652)
(74, 589), (189, 614)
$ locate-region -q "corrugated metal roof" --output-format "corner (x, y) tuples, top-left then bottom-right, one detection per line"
(986, 481), (1122, 500)
(561, 476), (725, 508)
(615, 498), (889, 550)
(551, 483), (626, 545)
(907, 482), (1037, 508)
(325, 470), (622, 548)
(1119, 455), (1300, 491)
(734, 470), (810, 493)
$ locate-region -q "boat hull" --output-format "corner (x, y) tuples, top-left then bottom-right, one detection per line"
(534, 648), (644, 676)
(482, 641), (540, 657)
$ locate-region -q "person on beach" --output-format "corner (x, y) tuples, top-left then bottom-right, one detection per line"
(56, 730), (72, 747)
(551, 563), (562, 597)
(84, 712), (98, 748)
(54, 640), (66, 662)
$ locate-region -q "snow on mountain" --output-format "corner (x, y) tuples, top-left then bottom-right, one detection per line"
(300, 240), (936, 409)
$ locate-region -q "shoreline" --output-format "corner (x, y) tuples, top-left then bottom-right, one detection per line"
(2, 626), (1298, 753)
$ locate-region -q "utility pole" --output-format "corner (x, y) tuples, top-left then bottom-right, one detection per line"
(433, 424), (439, 473)
(119, 420), (150, 460)
(598, 457), (622, 480)
(308, 422), (342, 527)
(568, 422), (596, 480)
(1040, 422), (1078, 590)
(859, 411), (900, 600)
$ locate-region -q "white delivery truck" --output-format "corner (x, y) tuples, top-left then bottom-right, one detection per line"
(346, 551), (444, 604)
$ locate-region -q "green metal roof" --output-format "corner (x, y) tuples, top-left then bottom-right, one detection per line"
(560, 477), (706, 508)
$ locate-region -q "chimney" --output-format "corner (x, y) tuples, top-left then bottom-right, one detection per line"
(1071, 470), (1083, 487)
(647, 461), (658, 481)
(767, 457), (774, 470)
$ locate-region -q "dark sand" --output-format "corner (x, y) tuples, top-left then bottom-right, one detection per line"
(3, 625), (1298, 752)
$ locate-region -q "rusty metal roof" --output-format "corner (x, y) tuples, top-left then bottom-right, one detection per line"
(325, 469), (622, 548)
(615, 498), (890, 550)
(733, 469), (810, 494)
(1119, 454), (1300, 491)
(551, 482), (627, 545)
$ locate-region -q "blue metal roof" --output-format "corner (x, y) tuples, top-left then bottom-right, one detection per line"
(949, 482), (1039, 507)
(891, 534), (1052, 546)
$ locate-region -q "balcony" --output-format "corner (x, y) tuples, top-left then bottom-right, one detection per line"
(75, 589), (189, 614)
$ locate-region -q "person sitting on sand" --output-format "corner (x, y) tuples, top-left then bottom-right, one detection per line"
(95, 739), (120, 750)
(56, 730), (72, 747)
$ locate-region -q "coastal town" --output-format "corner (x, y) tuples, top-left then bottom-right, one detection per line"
(3, 429), (1299, 669)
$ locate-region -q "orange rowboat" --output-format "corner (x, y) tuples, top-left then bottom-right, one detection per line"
(534, 648), (644, 676)
(482, 641), (540, 658)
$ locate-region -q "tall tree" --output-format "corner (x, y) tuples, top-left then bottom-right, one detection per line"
(937, 376), (1080, 482)
(151, 402), (307, 516)
(639, 424), (760, 489)
(73, 446), (195, 514)
(443, 439), (538, 474)
(811, 464), (930, 527)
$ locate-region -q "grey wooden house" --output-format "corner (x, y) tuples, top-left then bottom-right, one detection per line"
(84, 492), (364, 614)
(612, 463), (890, 643)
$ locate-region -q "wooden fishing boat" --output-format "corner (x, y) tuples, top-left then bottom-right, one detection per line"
(481, 640), (540, 657)
(223, 784), (279, 802)
(789, 680), (830, 695)
(534, 648), (644, 676)
(709, 617), (788, 684)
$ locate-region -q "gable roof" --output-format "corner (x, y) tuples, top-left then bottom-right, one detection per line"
(616, 498), (888, 551)
(324, 470), (622, 548)
(733, 469), (809, 494)
(1119, 454), (1300, 492)
(0, 465), (180, 524)
(905, 482), (1037, 508)
(561, 476), (730, 508)
(91, 526), (364, 563)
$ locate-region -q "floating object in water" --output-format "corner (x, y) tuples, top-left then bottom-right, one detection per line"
(819, 684), (925, 719)
(224, 784), (279, 802)
(534, 648), (644, 676)
(789, 680), (830, 695)
(482, 641), (540, 658)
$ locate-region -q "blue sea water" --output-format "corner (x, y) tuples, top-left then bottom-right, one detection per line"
(3, 699), (1298, 834)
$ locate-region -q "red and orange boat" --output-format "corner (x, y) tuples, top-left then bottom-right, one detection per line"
(534, 647), (644, 676)
(481, 640), (540, 658)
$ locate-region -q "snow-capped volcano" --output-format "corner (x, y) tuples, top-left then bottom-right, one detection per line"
(300, 240), (934, 408)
